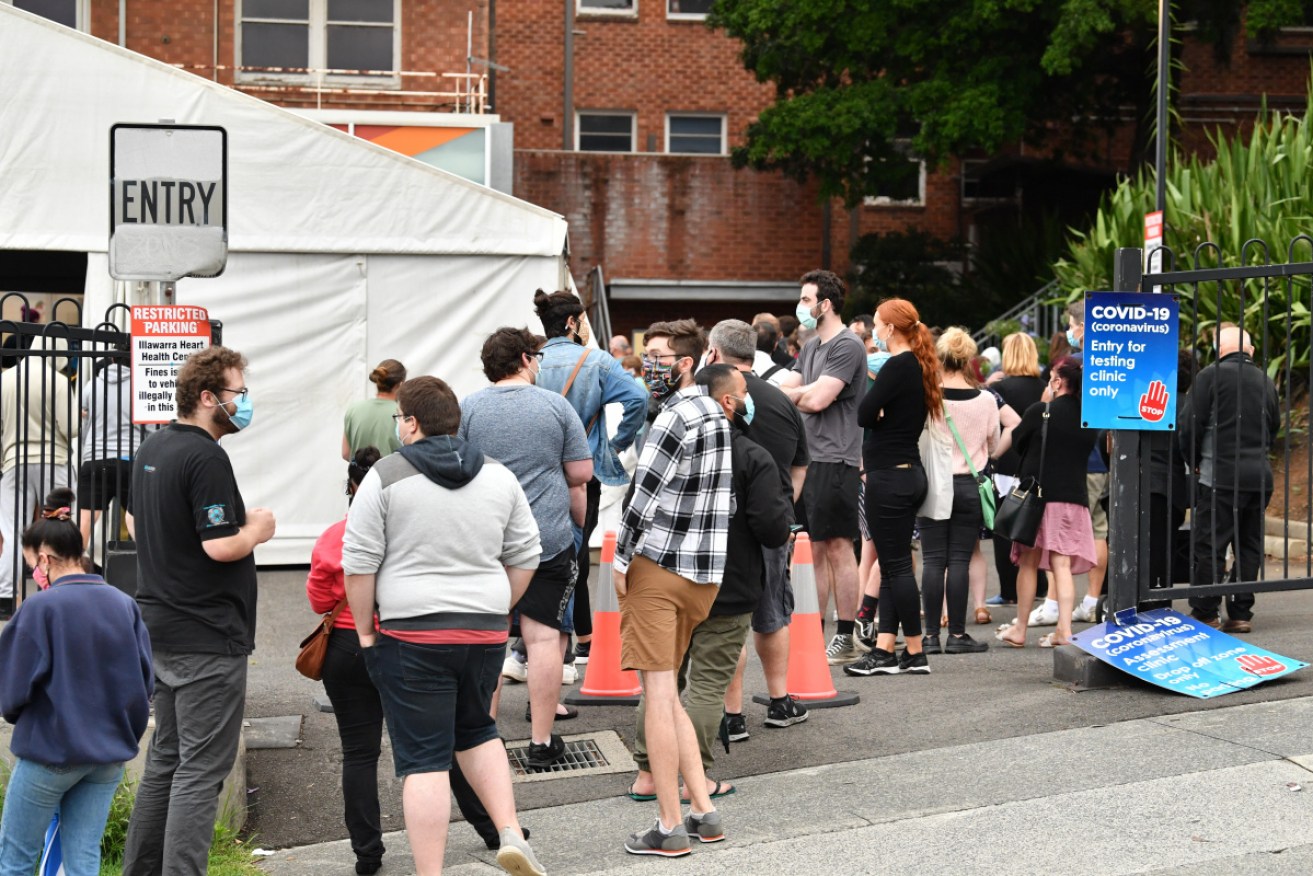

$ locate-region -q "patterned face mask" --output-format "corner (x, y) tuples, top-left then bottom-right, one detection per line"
(643, 356), (682, 399)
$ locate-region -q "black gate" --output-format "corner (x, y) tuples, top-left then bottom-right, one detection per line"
(1105, 239), (1313, 620)
(0, 296), (138, 608)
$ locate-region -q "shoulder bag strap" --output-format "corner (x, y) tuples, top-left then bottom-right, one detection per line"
(327, 597), (349, 624)
(945, 410), (982, 481)
(559, 348), (601, 437)
(762, 363), (784, 381)
(1036, 402), (1051, 496)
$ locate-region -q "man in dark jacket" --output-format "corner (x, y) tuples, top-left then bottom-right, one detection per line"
(1179, 326), (1280, 632)
(627, 364), (792, 806)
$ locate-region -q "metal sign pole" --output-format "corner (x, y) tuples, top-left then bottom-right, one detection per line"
(1106, 247), (1146, 620)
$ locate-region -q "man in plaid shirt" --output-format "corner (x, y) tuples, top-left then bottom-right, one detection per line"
(613, 319), (733, 857)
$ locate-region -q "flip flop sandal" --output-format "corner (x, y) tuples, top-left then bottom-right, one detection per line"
(993, 628), (1025, 648)
(680, 780), (736, 804)
(1038, 634), (1070, 648)
(975, 607), (992, 625)
(626, 783), (656, 802)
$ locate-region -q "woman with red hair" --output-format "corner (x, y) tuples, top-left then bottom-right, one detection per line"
(844, 298), (942, 676)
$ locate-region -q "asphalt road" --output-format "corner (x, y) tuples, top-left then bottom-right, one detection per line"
(242, 547), (1313, 853)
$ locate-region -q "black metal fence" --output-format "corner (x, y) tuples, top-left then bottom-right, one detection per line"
(1106, 240), (1313, 619)
(0, 296), (138, 607)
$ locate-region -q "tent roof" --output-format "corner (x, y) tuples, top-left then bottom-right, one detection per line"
(0, 5), (567, 258)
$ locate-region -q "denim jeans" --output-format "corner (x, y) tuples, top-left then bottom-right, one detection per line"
(0, 758), (123, 876)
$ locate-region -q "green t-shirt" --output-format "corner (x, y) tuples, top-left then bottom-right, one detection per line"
(344, 397), (401, 457)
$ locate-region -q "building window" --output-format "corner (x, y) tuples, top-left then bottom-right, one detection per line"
(667, 0), (713, 18)
(666, 114), (725, 154)
(577, 113), (636, 152)
(7, 0), (83, 29)
(864, 141), (926, 207)
(238, 0), (398, 81)
(578, 0), (637, 16)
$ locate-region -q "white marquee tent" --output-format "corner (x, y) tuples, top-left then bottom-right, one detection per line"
(0, 6), (572, 562)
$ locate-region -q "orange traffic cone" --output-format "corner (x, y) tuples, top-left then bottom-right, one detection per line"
(753, 533), (859, 709)
(565, 531), (642, 706)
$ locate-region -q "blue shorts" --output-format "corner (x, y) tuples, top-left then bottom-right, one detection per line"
(364, 636), (504, 776)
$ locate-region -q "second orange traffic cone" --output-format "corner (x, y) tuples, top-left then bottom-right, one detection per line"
(565, 531), (642, 706)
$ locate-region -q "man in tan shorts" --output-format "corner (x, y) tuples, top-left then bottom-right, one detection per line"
(613, 319), (733, 858)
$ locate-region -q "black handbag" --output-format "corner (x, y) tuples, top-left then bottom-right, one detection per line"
(993, 403), (1049, 547)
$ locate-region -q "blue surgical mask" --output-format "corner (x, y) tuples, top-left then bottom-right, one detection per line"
(1066, 327), (1080, 350)
(867, 351), (891, 374)
(873, 331), (889, 353)
(216, 391), (254, 431)
(736, 393), (756, 426)
(795, 302), (818, 331)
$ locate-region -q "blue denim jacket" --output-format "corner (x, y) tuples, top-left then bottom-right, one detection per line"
(536, 336), (648, 486)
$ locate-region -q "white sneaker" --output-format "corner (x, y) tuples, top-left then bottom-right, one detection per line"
(501, 655), (528, 683)
(1072, 601), (1097, 622)
(1028, 602), (1059, 626)
(561, 662), (578, 685)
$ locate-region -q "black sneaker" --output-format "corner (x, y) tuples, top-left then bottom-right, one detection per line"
(922, 634), (942, 655)
(763, 696), (809, 728)
(898, 650), (931, 674)
(526, 734), (566, 771)
(945, 633), (989, 654)
(843, 648), (900, 676)
(724, 712), (750, 742)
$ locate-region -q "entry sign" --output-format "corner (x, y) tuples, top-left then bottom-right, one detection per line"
(110, 124), (227, 282)
(1071, 609), (1306, 698)
(131, 306), (212, 424)
(1081, 291), (1179, 430)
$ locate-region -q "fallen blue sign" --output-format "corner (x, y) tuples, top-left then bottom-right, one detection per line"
(1069, 609), (1306, 698)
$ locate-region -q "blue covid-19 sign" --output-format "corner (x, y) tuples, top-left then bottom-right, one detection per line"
(1080, 292), (1179, 430)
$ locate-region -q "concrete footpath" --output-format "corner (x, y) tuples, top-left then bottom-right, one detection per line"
(257, 696), (1313, 875)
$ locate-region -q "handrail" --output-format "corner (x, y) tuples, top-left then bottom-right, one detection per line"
(972, 279), (1066, 350)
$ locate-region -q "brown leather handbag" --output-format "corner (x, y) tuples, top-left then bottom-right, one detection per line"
(295, 599), (348, 680)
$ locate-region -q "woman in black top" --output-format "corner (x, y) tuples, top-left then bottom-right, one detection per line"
(844, 298), (940, 676)
(995, 359), (1098, 649)
(989, 333), (1049, 605)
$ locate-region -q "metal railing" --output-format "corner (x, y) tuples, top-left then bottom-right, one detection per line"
(171, 64), (490, 112)
(973, 279), (1066, 351)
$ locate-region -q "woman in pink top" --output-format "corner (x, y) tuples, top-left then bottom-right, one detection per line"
(917, 329), (1001, 655)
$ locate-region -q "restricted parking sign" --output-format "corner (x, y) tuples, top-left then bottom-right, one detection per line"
(1081, 292), (1180, 430)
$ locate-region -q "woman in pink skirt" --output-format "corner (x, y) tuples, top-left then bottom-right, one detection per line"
(996, 358), (1098, 648)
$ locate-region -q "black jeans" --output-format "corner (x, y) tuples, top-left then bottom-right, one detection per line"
(868, 466), (928, 638)
(1189, 485), (1271, 621)
(919, 474), (981, 636)
(573, 477), (602, 638)
(322, 630), (498, 859)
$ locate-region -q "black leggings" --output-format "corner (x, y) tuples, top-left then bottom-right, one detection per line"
(868, 466), (928, 639)
(919, 474), (981, 636)
(572, 477), (602, 638)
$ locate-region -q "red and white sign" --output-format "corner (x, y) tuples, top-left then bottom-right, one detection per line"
(1144, 211), (1164, 272)
(131, 305), (212, 424)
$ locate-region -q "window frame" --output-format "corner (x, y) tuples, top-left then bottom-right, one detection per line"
(664, 112), (727, 155)
(5, 0), (87, 31)
(575, 111), (638, 153)
(577, 0), (638, 19)
(863, 140), (927, 208)
(666, 0), (714, 21)
(235, 0), (402, 88)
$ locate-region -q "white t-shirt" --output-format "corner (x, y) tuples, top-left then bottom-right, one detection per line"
(752, 350), (791, 386)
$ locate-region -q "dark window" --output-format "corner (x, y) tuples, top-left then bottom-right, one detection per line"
(14, 0), (77, 28)
(668, 115), (723, 154)
(580, 0), (636, 11)
(579, 114), (635, 152)
(668, 0), (714, 15)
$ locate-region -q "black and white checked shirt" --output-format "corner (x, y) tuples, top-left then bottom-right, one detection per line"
(614, 386), (732, 585)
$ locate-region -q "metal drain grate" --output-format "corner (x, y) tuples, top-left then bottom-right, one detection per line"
(503, 730), (637, 783)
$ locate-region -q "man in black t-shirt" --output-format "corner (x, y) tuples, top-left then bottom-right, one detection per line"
(122, 346), (276, 876)
(705, 320), (811, 737)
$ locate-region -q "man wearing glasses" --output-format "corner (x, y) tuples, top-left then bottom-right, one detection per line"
(122, 346), (276, 876)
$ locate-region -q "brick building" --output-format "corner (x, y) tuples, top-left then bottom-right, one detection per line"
(10, 0), (1313, 334)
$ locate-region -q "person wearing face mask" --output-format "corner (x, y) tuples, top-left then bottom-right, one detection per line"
(459, 327), (593, 771)
(779, 270), (868, 666)
(121, 346), (277, 876)
(616, 319), (733, 857)
(703, 320), (811, 738)
(626, 364), (791, 811)
(0, 491), (153, 876)
(532, 290), (648, 670)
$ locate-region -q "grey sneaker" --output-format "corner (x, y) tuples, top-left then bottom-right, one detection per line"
(684, 809), (725, 844)
(495, 827), (546, 876)
(825, 633), (863, 665)
(624, 820), (692, 857)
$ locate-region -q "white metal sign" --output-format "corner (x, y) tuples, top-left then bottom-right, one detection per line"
(110, 124), (228, 281)
(131, 305), (212, 424)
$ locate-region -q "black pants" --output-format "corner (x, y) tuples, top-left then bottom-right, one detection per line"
(1189, 485), (1271, 621)
(868, 466), (928, 638)
(572, 477), (602, 638)
(919, 475), (980, 636)
(321, 629), (498, 860)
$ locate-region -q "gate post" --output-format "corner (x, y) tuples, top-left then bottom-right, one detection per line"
(1106, 247), (1146, 620)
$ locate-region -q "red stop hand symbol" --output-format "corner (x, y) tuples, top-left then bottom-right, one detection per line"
(1237, 654), (1285, 677)
(1139, 380), (1170, 422)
